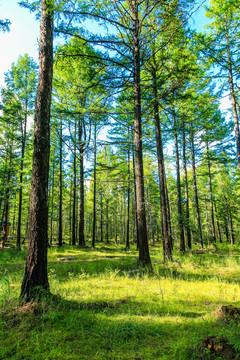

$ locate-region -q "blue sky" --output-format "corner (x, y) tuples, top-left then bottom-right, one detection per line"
(0, 1), (211, 86)
(0, 0), (230, 113)
(0, 0), (39, 86)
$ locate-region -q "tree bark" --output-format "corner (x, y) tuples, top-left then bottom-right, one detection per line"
(17, 109), (28, 250)
(224, 20), (240, 169)
(78, 118), (85, 247)
(21, 0), (53, 301)
(58, 116), (63, 246)
(182, 124), (191, 249)
(92, 123), (97, 247)
(190, 133), (203, 249)
(206, 141), (216, 243)
(72, 120), (77, 246)
(173, 111), (185, 252)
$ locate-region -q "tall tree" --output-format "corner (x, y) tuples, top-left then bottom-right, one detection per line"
(21, 0), (54, 301)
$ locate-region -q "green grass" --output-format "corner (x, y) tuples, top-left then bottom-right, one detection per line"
(1, 243), (240, 359)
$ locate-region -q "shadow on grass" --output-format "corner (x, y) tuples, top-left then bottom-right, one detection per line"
(1, 293), (240, 360)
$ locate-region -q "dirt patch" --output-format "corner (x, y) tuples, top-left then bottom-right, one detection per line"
(217, 305), (240, 323)
(199, 336), (236, 359)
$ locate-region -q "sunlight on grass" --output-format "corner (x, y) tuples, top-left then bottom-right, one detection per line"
(1, 243), (240, 359)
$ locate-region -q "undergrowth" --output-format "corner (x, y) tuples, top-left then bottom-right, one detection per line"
(1, 243), (240, 359)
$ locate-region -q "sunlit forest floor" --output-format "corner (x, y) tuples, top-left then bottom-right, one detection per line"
(1, 242), (240, 359)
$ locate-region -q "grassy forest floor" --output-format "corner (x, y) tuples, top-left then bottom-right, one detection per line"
(1, 242), (240, 360)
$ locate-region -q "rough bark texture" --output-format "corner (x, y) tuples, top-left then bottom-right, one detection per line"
(20, 0), (53, 301)
(132, 0), (151, 266)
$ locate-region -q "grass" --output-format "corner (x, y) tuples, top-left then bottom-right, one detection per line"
(1, 242), (240, 359)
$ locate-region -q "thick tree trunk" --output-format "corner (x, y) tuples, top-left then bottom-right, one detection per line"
(21, 0), (53, 301)
(132, 1), (151, 266)
(173, 112), (185, 252)
(182, 123), (191, 249)
(190, 134), (203, 249)
(58, 116), (63, 246)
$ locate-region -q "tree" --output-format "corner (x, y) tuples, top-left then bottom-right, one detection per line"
(21, 0), (54, 301)
(5, 54), (37, 249)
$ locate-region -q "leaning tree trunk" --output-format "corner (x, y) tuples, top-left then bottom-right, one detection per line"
(21, 0), (53, 301)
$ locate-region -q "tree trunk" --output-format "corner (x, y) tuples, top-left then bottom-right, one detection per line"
(92, 123), (97, 248)
(50, 160), (55, 245)
(21, 0), (53, 301)
(190, 133), (203, 249)
(224, 20), (240, 169)
(78, 118), (85, 247)
(132, 1), (151, 266)
(206, 141), (216, 243)
(72, 120), (77, 246)
(126, 127), (130, 249)
(173, 111), (185, 252)
(182, 123), (191, 249)
(58, 116), (63, 246)
(152, 67), (171, 258)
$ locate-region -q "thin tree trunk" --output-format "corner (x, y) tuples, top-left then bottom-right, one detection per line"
(182, 123), (191, 249)
(206, 141), (217, 243)
(190, 133), (203, 249)
(21, 0), (53, 301)
(72, 120), (77, 246)
(126, 127), (130, 249)
(50, 160), (55, 245)
(58, 116), (63, 247)
(92, 123), (97, 248)
(224, 20), (240, 169)
(173, 111), (185, 252)
(78, 118), (85, 247)
(152, 68), (172, 260)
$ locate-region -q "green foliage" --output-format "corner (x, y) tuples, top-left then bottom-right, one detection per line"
(1, 244), (240, 359)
